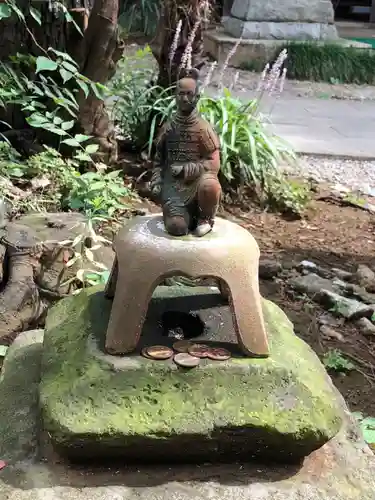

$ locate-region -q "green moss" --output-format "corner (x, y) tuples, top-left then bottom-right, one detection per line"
(40, 286), (343, 461)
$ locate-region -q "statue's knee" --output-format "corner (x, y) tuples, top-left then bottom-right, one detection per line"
(165, 216), (188, 236)
(199, 178), (221, 198)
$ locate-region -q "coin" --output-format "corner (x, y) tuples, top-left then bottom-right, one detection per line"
(188, 344), (211, 358)
(173, 340), (194, 353)
(141, 347), (153, 359)
(174, 353), (200, 368)
(207, 347), (231, 361)
(146, 345), (174, 360)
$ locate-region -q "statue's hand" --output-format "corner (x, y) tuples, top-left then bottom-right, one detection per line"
(171, 164), (184, 177)
(183, 162), (203, 182)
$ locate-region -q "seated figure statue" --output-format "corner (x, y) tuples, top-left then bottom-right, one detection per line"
(150, 68), (222, 237)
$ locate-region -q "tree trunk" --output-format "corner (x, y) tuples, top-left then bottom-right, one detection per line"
(150, 0), (210, 89)
(74, 0), (125, 163)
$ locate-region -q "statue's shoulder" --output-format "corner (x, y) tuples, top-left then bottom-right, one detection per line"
(197, 116), (220, 152)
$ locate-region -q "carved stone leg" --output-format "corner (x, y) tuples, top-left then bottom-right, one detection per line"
(104, 257), (118, 299)
(224, 267), (269, 357)
(105, 264), (160, 355)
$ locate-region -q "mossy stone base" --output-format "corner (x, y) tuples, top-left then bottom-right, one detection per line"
(40, 286), (343, 463)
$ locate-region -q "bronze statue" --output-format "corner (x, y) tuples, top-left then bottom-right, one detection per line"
(150, 68), (222, 237)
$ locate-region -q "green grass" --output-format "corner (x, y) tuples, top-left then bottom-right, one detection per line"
(240, 42), (375, 84)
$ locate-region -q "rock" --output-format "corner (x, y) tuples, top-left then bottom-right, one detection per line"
(231, 0), (335, 24)
(298, 260), (317, 271)
(224, 17), (338, 40)
(355, 265), (375, 293)
(332, 268), (353, 281)
(321, 291), (374, 320)
(289, 273), (336, 297)
(258, 259), (282, 279)
(18, 212), (114, 295)
(320, 325), (346, 342)
(40, 286), (343, 463)
(356, 317), (375, 337)
(0, 329), (44, 463)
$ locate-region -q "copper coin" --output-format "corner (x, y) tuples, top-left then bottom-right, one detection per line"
(207, 347), (231, 361)
(174, 353), (200, 368)
(141, 347), (153, 359)
(188, 344), (211, 358)
(173, 340), (194, 353)
(146, 345), (174, 360)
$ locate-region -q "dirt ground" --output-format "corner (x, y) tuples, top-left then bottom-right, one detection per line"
(224, 194), (375, 417)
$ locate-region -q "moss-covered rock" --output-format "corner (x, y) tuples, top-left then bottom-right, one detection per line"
(40, 286), (344, 462)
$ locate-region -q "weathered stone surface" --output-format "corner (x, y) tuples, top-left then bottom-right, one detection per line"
(0, 318), (373, 499)
(19, 212), (114, 295)
(356, 317), (375, 337)
(322, 290), (374, 320)
(224, 17), (338, 41)
(259, 259), (282, 279)
(355, 264), (375, 293)
(231, 0), (335, 24)
(0, 329), (44, 463)
(40, 286), (343, 462)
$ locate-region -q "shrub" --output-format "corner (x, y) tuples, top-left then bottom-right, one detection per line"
(241, 42), (375, 85)
(110, 46), (175, 151)
(119, 0), (161, 37)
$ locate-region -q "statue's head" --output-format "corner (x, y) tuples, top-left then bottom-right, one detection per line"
(176, 68), (200, 115)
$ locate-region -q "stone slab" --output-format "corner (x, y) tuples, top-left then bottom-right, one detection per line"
(0, 329), (44, 463)
(40, 286), (343, 463)
(203, 29), (370, 68)
(231, 0), (335, 24)
(224, 17), (338, 40)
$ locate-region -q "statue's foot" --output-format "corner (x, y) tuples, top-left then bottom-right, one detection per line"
(193, 220), (213, 237)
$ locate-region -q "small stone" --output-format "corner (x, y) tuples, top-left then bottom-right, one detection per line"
(298, 260), (317, 271)
(289, 273), (335, 297)
(320, 325), (345, 343)
(322, 291), (374, 320)
(355, 317), (375, 337)
(355, 265), (375, 293)
(259, 259), (282, 279)
(332, 268), (353, 281)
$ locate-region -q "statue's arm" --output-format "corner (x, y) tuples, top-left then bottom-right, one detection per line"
(183, 124), (220, 182)
(150, 124), (168, 195)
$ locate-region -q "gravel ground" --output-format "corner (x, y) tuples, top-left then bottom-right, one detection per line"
(284, 155), (375, 195)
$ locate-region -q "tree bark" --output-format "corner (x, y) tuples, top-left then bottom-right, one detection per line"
(150, 0), (210, 89)
(74, 0), (125, 163)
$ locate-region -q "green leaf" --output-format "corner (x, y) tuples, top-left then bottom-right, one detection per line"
(74, 152), (92, 162)
(48, 48), (76, 63)
(61, 61), (78, 74)
(29, 6), (41, 25)
(61, 120), (75, 131)
(85, 144), (99, 154)
(0, 4), (12, 19)
(61, 138), (81, 147)
(59, 68), (73, 83)
(74, 134), (91, 143)
(90, 82), (104, 100)
(36, 56), (58, 73)
(76, 79), (89, 97)
(360, 417), (375, 449)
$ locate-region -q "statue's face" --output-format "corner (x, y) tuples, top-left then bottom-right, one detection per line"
(176, 78), (199, 114)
